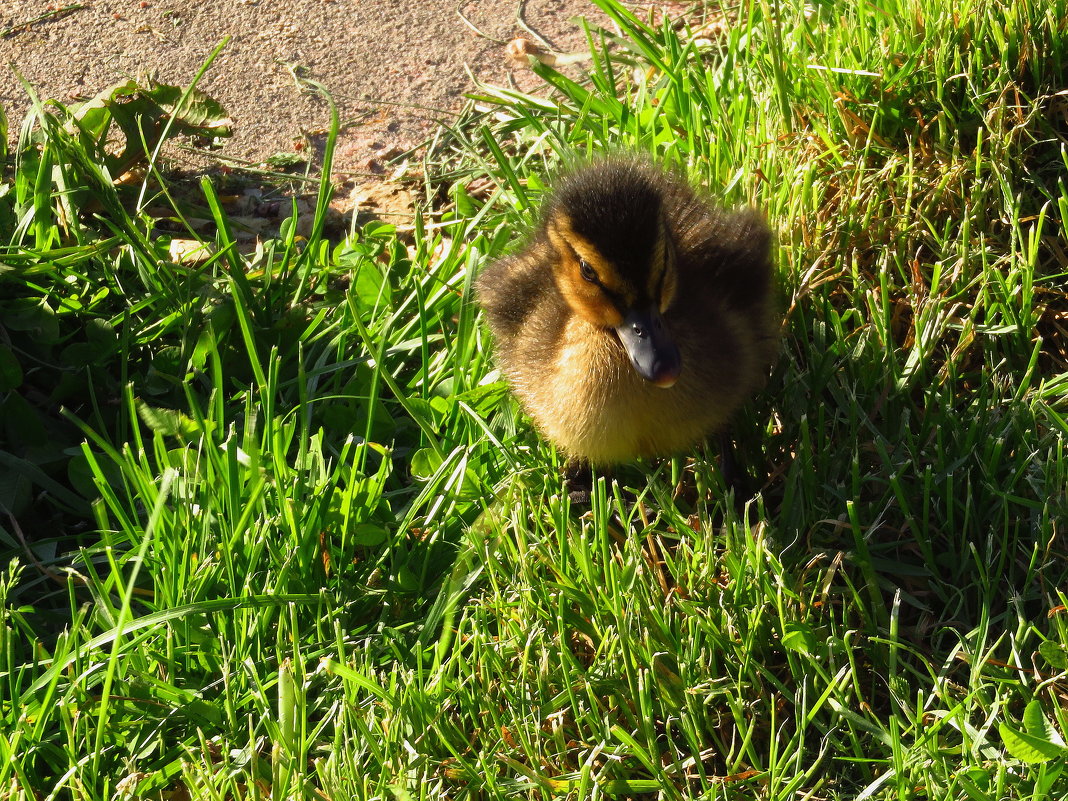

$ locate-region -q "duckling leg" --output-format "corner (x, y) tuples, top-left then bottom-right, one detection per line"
(718, 429), (754, 501)
(563, 458), (594, 505)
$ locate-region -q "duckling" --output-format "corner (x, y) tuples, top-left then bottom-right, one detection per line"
(476, 157), (779, 497)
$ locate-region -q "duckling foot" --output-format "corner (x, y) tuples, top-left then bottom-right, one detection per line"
(563, 459), (594, 505)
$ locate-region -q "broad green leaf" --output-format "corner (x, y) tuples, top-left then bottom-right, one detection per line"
(395, 564), (420, 593)
(60, 342), (100, 368)
(454, 382), (509, 415)
(4, 298), (60, 343)
(144, 80), (233, 135)
(410, 448), (442, 481)
(67, 78), (141, 138)
(452, 182), (476, 217)
(1024, 699), (1065, 747)
(352, 523), (388, 547)
(1039, 640), (1068, 671)
(1, 391), (48, 448)
(85, 317), (116, 345)
(136, 402), (202, 439)
(406, 397), (442, 429)
(0, 460), (31, 516)
(782, 621), (818, 656)
(352, 259), (391, 311)
(0, 346), (22, 391)
(0, 449), (87, 511)
(999, 721), (1065, 763)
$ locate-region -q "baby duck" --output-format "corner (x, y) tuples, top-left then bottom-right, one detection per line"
(476, 157), (779, 493)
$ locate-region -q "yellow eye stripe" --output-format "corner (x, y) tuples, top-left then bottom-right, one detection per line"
(546, 212), (627, 297)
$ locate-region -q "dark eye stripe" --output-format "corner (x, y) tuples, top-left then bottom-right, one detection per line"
(602, 284), (626, 312)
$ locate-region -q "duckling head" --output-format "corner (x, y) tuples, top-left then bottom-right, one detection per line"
(542, 161), (682, 388)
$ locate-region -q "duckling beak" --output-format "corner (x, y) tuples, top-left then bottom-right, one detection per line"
(615, 306), (681, 388)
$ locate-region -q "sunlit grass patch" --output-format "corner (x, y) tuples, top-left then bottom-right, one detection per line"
(2, 0), (1067, 798)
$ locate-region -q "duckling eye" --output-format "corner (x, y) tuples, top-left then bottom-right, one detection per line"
(579, 259), (598, 284)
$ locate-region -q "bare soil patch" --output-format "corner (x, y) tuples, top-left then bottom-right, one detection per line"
(1, 0), (607, 176)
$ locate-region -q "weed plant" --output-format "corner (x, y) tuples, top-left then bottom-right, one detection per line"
(1, 0), (1067, 798)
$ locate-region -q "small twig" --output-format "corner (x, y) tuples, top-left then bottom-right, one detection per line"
(455, 0), (508, 44)
(638, 502), (672, 598)
(515, 0), (557, 51)
(7, 511), (155, 598)
(7, 510), (73, 589)
(1, 3), (86, 38)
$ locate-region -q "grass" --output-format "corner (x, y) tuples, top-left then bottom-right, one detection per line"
(2, 0), (1067, 797)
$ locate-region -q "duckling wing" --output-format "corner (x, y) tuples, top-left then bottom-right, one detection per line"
(475, 253), (546, 340)
(673, 201), (774, 312)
